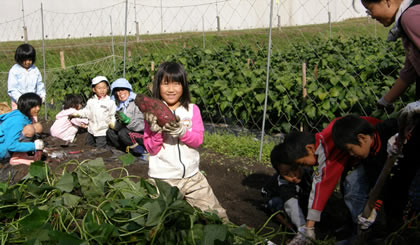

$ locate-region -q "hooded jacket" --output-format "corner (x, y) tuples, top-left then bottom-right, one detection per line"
(0, 110), (35, 159)
(50, 108), (89, 142)
(110, 78), (144, 132)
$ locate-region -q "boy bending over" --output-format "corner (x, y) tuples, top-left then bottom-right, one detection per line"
(278, 116), (381, 243)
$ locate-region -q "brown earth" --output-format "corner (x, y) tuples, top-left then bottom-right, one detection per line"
(1, 121), (295, 244)
(3, 121), (418, 244)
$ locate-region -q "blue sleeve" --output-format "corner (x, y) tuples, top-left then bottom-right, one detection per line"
(7, 124), (36, 153)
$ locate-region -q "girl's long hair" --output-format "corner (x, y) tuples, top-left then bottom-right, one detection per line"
(152, 61), (191, 110)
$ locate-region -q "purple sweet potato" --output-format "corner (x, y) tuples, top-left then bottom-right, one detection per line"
(135, 94), (176, 127)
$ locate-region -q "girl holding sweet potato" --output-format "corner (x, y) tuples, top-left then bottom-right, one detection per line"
(143, 61), (228, 221)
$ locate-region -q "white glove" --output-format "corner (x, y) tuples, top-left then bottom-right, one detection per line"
(144, 113), (162, 133)
(108, 121), (115, 130)
(34, 139), (44, 150)
(399, 101), (420, 137)
(358, 209), (377, 230)
(387, 133), (404, 157)
(287, 226), (315, 245)
(163, 121), (186, 137)
(400, 101), (420, 119)
(377, 96), (392, 108)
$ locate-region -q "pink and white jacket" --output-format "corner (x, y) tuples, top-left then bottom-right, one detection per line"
(144, 104), (204, 179)
(50, 108), (88, 142)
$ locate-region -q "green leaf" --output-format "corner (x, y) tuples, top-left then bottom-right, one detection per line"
(62, 193), (81, 208)
(55, 173), (74, 193)
(255, 93), (265, 104)
(231, 224), (255, 239)
(202, 224), (228, 245)
(19, 207), (49, 234)
(48, 230), (86, 245)
(0, 182), (7, 195)
(143, 200), (165, 226)
(119, 153), (135, 166)
(29, 161), (48, 181)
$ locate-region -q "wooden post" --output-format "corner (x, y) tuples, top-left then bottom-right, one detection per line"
(247, 58), (251, 69)
(183, 42), (186, 49)
(23, 26), (28, 43)
(301, 62), (307, 132)
(151, 61), (155, 72)
(59, 50), (66, 69)
(127, 47), (131, 58)
(135, 21), (140, 42)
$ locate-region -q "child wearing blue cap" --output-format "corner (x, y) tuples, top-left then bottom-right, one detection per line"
(106, 78), (146, 159)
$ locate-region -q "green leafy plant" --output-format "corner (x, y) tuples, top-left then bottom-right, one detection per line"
(0, 159), (285, 244)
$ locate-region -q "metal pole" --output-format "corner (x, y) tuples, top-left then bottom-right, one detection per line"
(41, 3), (47, 120)
(374, 20), (377, 38)
(328, 12), (331, 38)
(160, 0), (163, 33)
(258, 0), (274, 161)
(216, 0), (220, 32)
(123, 0), (128, 77)
(110, 16), (116, 72)
(22, 0), (27, 42)
(134, 0), (139, 42)
(202, 16), (205, 49)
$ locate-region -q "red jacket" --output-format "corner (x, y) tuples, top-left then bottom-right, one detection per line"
(307, 116), (381, 222)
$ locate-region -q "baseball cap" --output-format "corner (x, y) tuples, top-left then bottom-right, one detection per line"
(91, 76), (109, 87)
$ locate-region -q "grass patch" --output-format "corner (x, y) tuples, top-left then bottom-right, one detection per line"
(203, 131), (276, 165)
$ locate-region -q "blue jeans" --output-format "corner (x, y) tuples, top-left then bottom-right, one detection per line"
(342, 165), (370, 223)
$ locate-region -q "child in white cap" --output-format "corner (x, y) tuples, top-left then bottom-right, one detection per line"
(72, 76), (116, 147)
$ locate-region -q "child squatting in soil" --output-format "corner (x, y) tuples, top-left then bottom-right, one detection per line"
(275, 116), (381, 243)
(332, 115), (402, 242)
(262, 143), (313, 230)
(7, 44), (46, 121)
(0, 93), (45, 165)
(71, 76), (116, 148)
(106, 78), (147, 159)
(50, 94), (88, 144)
(143, 61), (228, 221)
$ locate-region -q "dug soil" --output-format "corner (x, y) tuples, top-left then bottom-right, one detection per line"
(2, 121), (418, 244)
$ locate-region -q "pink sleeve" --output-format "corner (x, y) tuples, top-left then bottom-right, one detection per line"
(143, 122), (164, 155)
(180, 104), (204, 148)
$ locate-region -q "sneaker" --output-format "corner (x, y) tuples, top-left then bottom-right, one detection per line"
(139, 153), (149, 162)
(131, 145), (146, 156)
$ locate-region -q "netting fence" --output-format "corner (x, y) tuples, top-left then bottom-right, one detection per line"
(0, 0), (412, 151)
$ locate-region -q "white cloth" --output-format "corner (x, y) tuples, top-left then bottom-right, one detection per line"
(146, 104), (203, 179)
(7, 64), (46, 103)
(77, 95), (116, 137)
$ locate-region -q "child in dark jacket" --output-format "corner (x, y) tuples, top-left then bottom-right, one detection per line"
(262, 144), (313, 229)
(332, 114), (400, 242)
(274, 116), (381, 242)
